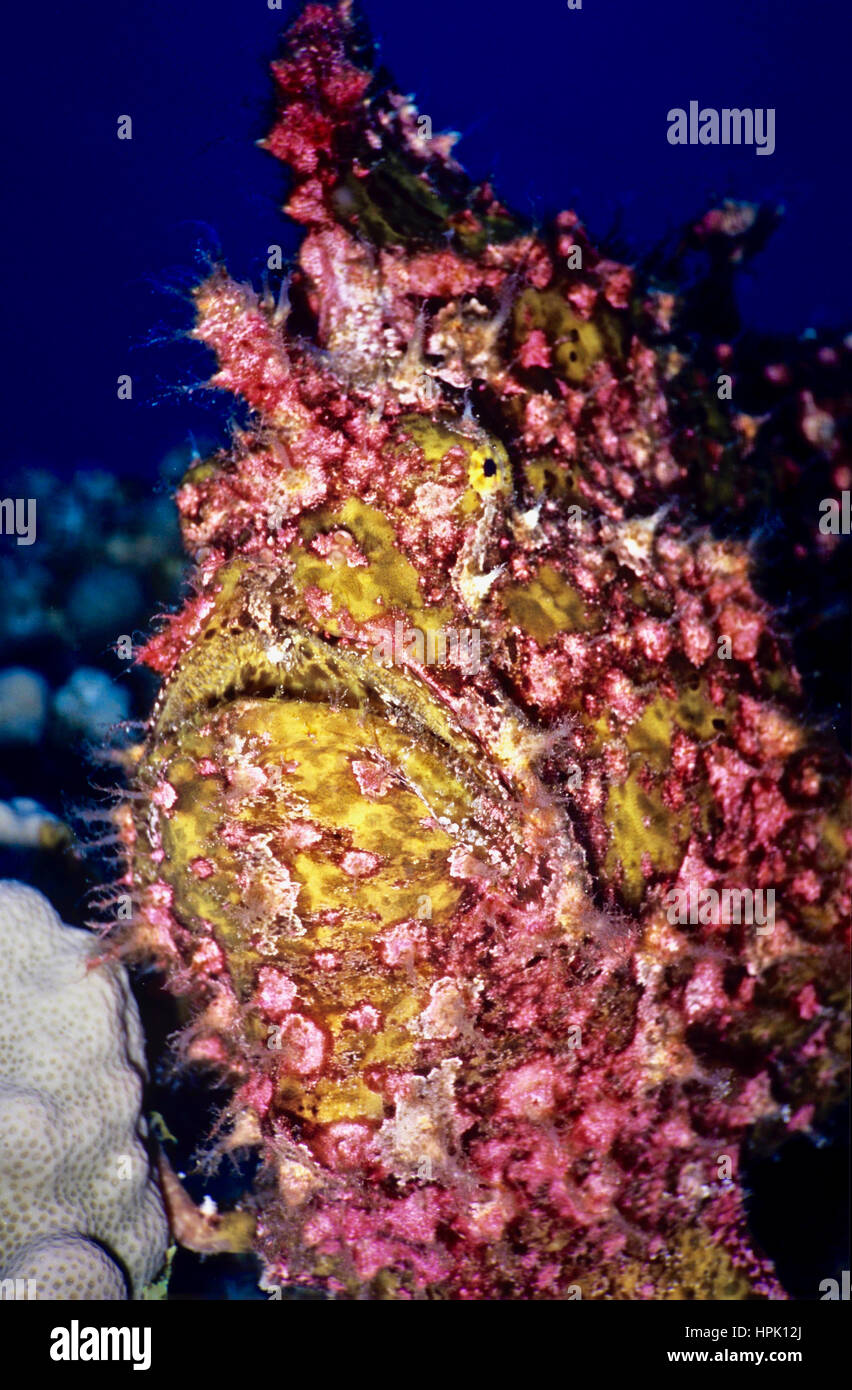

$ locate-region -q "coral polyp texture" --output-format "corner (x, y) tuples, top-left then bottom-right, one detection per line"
(123, 3), (849, 1298)
(0, 882), (168, 1299)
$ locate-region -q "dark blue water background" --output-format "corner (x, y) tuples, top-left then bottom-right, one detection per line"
(2, 0), (850, 480)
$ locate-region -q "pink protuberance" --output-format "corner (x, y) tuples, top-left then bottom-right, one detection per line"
(257, 967), (298, 1021)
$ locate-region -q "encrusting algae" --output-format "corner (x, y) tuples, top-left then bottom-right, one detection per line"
(114, 2), (849, 1298)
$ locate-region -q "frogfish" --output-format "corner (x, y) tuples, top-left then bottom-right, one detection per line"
(117, 1), (850, 1299)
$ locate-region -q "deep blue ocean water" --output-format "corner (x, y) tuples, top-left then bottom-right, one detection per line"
(2, 0), (850, 480)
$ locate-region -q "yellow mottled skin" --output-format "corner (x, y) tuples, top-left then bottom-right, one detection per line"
(133, 452), (586, 1124)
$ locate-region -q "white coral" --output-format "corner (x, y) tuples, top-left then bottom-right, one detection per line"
(0, 881), (168, 1299)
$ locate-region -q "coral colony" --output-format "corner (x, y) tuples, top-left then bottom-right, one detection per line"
(0, 883), (167, 1300)
(117, 3), (848, 1298)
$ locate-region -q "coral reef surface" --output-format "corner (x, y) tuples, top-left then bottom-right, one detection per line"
(0, 881), (168, 1299)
